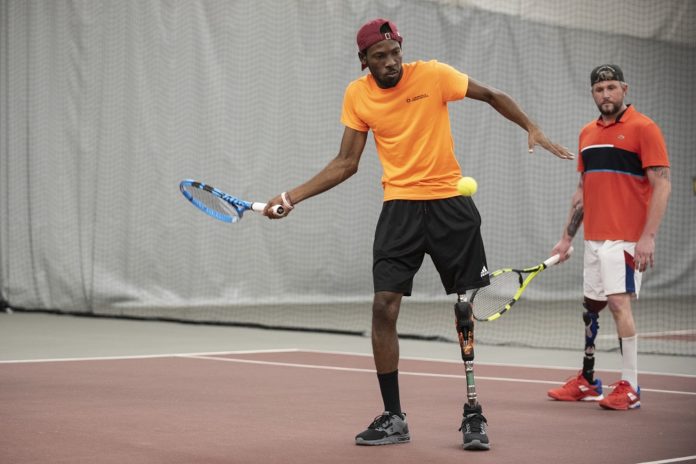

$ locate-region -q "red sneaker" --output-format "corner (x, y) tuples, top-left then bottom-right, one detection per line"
(548, 371), (604, 401)
(599, 380), (641, 410)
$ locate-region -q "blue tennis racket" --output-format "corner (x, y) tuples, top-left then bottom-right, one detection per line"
(179, 179), (285, 223)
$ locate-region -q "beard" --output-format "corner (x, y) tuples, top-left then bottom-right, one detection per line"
(372, 67), (402, 89)
(598, 101), (622, 117)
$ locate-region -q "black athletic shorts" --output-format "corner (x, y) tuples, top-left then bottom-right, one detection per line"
(373, 196), (489, 296)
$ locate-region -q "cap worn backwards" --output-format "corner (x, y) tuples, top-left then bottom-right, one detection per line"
(590, 64), (625, 86)
(356, 18), (403, 70)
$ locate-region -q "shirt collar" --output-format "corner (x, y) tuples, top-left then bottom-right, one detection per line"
(596, 104), (633, 127)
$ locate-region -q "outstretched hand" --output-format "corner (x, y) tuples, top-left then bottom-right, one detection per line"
(528, 126), (575, 160)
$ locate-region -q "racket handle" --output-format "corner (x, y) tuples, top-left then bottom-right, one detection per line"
(271, 204), (286, 217)
(545, 245), (574, 267)
(250, 202), (287, 217)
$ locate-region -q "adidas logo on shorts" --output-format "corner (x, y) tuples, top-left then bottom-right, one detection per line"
(480, 266), (488, 277)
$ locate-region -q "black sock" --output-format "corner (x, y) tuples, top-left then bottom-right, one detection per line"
(377, 370), (401, 416)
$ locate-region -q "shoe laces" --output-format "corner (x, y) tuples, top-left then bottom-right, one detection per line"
(459, 412), (487, 434)
(609, 380), (633, 395)
(368, 413), (395, 430)
(562, 371), (591, 388)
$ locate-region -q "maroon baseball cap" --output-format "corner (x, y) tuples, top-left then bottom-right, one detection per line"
(356, 18), (403, 69)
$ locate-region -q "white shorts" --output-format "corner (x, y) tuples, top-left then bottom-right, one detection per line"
(583, 240), (642, 301)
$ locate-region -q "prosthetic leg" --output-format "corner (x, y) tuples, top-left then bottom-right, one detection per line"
(455, 294), (489, 450)
(582, 297), (605, 383)
(455, 296), (477, 406)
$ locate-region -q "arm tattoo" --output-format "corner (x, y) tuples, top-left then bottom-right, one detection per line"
(648, 166), (671, 181)
(567, 203), (584, 238)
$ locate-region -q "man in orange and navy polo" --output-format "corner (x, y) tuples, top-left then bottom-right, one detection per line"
(549, 64), (671, 411)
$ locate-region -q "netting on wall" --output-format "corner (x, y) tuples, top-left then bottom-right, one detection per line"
(2, 0), (695, 354)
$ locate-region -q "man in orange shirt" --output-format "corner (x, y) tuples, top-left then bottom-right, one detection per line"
(548, 65), (671, 410)
(264, 18), (573, 450)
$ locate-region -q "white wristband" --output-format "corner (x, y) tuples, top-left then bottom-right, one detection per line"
(281, 192), (294, 210)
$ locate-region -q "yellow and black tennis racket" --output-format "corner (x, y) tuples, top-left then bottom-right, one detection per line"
(470, 247), (573, 322)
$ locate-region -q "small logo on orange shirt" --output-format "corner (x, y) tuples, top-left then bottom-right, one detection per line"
(406, 94), (429, 103)
(617, 134), (625, 140)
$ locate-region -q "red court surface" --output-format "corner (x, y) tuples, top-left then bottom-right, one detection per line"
(1, 349), (695, 464)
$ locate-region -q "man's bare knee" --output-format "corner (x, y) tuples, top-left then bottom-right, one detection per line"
(372, 293), (401, 326)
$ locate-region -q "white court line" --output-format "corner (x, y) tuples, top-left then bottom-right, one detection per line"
(598, 329), (696, 339)
(635, 456), (696, 464)
(0, 348), (300, 364)
(2, 347), (695, 379)
(298, 348), (696, 379)
(1, 348), (694, 395)
(179, 354), (696, 397)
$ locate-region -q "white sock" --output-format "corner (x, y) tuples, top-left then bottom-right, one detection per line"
(620, 335), (638, 389)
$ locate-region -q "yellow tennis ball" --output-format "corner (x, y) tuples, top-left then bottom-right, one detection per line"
(457, 176), (478, 196)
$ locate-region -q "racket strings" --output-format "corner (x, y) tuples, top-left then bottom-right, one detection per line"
(183, 185), (240, 221)
(471, 271), (523, 319)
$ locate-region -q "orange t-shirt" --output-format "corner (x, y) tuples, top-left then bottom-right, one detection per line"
(578, 105), (670, 241)
(341, 60), (468, 200)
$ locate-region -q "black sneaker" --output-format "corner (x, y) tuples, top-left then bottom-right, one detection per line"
(459, 404), (490, 450)
(355, 412), (410, 445)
